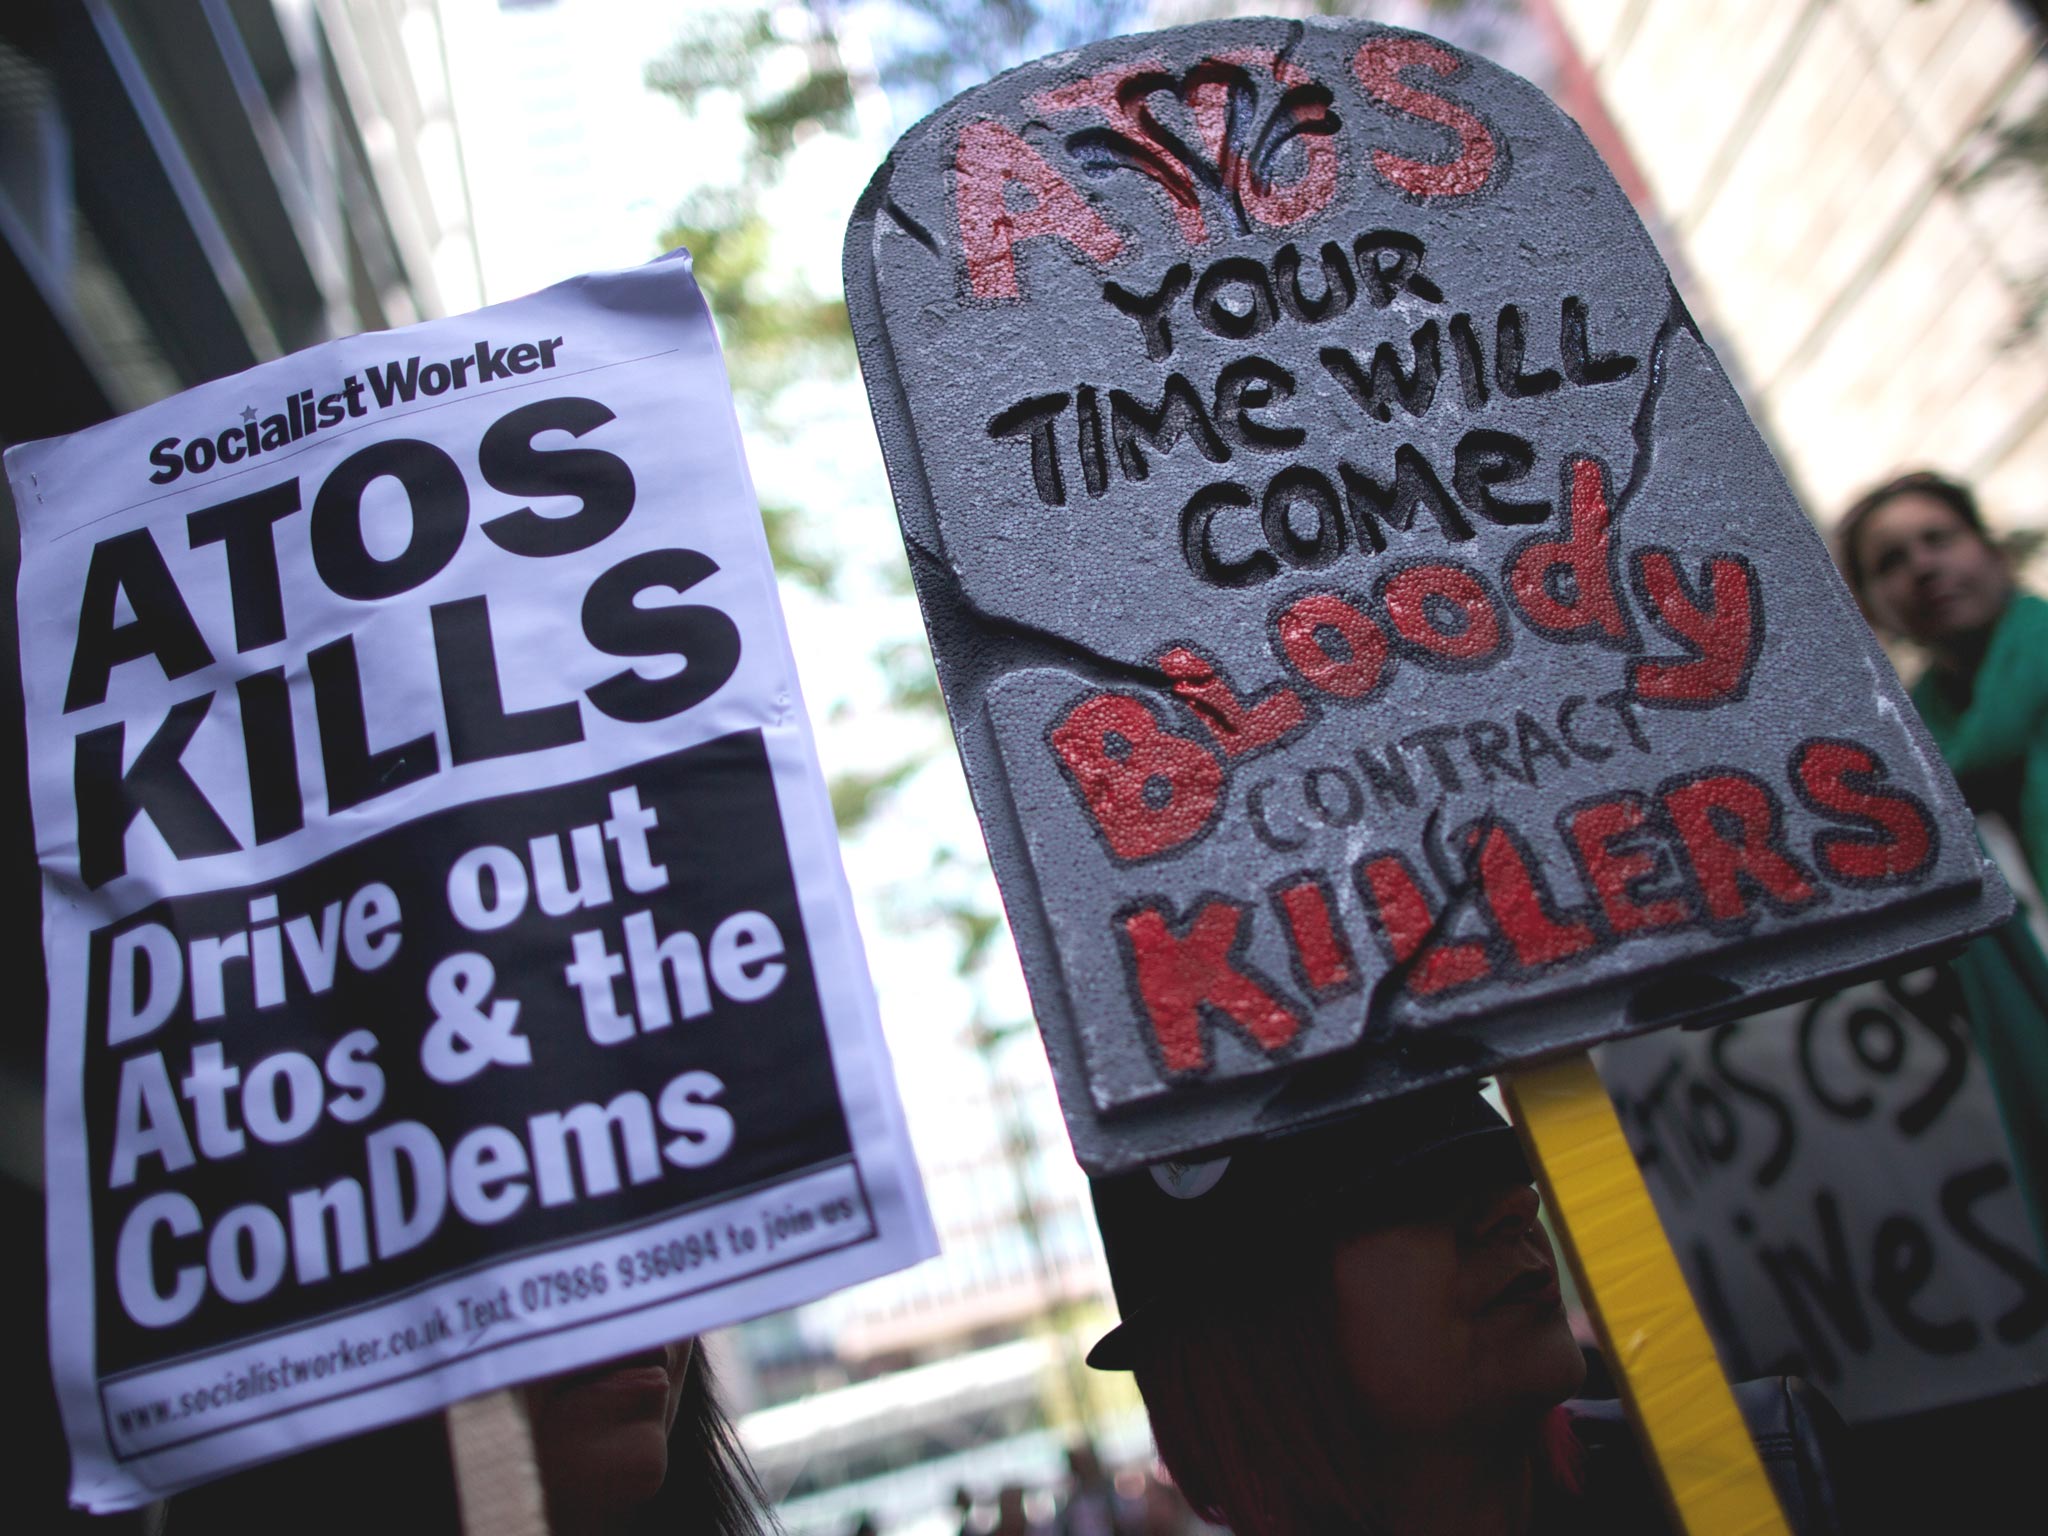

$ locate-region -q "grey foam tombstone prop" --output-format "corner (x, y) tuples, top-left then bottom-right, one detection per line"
(844, 16), (2010, 1173)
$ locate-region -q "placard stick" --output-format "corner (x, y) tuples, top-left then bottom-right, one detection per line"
(1501, 1054), (1789, 1536)
(445, 1390), (550, 1536)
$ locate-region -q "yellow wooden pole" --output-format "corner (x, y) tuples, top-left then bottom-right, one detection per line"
(446, 1389), (551, 1536)
(1502, 1053), (1790, 1536)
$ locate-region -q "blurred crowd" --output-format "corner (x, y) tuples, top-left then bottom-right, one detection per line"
(938, 1443), (1216, 1536)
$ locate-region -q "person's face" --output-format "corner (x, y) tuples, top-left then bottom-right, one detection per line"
(526, 1338), (694, 1528)
(1330, 1177), (1584, 1443)
(1855, 492), (2012, 647)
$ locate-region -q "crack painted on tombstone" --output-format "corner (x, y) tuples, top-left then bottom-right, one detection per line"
(884, 199), (944, 259)
(901, 532), (1181, 696)
(1358, 802), (1489, 1044)
(1611, 288), (1687, 521)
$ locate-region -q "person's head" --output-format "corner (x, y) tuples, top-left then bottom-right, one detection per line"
(526, 1340), (775, 1536)
(1066, 1440), (1104, 1486)
(994, 1485), (1030, 1534)
(1835, 471), (2013, 654)
(1087, 1088), (1584, 1536)
(526, 1338), (695, 1525)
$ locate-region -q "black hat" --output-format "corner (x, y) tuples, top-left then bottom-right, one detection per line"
(1085, 1086), (1526, 1370)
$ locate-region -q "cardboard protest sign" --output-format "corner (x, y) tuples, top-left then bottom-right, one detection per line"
(1599, 964), (2048, 1420)
(8, 252), (935, 1512)
(844, 17), (2011, 1173)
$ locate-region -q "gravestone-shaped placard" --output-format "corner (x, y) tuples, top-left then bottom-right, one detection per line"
(845, 17), (2010, 1173)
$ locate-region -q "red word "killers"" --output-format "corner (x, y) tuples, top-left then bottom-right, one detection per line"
(1110, 738), (1938, 1078)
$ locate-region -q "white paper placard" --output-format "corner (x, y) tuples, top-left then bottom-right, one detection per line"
(1597, 962), (2048, 1420)
(7, 252), (935, 1512)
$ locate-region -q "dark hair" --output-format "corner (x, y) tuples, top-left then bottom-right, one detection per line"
(1130, 1264), (1375, 1536)
(1834, 470), (1990, 598)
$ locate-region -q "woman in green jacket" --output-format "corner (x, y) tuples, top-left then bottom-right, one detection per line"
(1836, 470), (2048, 1255)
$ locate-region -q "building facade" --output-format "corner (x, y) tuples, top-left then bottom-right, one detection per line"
(0, 2), (472, 1525)
(1548, 0), (2048, 525)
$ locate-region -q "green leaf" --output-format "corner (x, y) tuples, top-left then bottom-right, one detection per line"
(757, 501), (837, 592)
(643, 9), (778, 110)
(829, 759), (922, 832)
